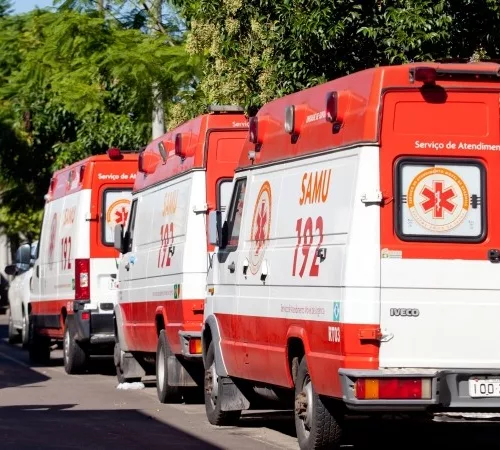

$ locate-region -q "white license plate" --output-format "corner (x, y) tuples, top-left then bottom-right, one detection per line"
(469, 378), (500, 398)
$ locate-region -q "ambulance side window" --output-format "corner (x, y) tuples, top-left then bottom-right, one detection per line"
(126, 199), (138, 253)
(226, 178), (247, 249)
(217, 178), (233, 213)
(101, 188), (133, 246)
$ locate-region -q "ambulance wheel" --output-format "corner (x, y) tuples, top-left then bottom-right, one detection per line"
(63, 318), (88, 374)
(28, 320), (51, 364)
(7, 308), (19, 344)
(204, 341), (241, 426)
(156, 330), (182, 403)
(294, 357), (343, 450)
(114, 342), (141, 384)
(21, 312), (29, 348)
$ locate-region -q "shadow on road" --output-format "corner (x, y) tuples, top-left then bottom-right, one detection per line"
(0, 404), (222, 449)
(239, 410), (500, 449)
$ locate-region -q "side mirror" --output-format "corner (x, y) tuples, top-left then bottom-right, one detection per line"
(114, 224), (125, 253)
(14, 243), (31, 272)
(5, 264), (17, 276)
(208, 210), (223, 247)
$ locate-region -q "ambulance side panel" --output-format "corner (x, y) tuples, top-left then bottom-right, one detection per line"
(119, 171), (206, 354)
(56, 190), (91, 310)
(213, 147), (380, 397)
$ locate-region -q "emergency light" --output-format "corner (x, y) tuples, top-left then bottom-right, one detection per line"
(249, 116), (259, 144)
(174, 133), (183, 158)
(248, 115), (270, 146)
(158, 141), (168, 163)
(107, 147), (123, 160)
(138, 150), (161, 175)
(284, 104), (313, 137)
(79, 165), (85, 184)
(412, 67), (437, 85)
(325, 91), (339, 123)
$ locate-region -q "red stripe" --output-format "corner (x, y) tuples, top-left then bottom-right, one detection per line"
(118, 299), (204, 354)
(31, 299), (73, 316)
(216, 313), (379, 398)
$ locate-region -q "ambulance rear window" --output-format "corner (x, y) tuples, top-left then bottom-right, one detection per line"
(395, 159), (485, 242)
(101, 188), (133, 246)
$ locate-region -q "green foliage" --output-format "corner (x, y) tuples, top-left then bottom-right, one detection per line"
(174, 0), (500, 110)
(0, 0), (12, 17)
(0, 3), (197, 239)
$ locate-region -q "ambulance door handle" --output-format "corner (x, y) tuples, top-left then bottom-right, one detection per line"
(228, 261), (235, 273)
(242, 258), (249, 275)
(124, 263), (130, 271)
(36, 265), (39, 278)
(488, 249), (500, 263)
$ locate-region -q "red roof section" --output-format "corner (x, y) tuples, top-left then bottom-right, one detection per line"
(47, 152), (139, 201)
(239, 62), (500, 169)
(134, 111), (249, 192)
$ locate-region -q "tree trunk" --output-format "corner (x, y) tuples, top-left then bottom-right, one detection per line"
(151, 0), (165, 138)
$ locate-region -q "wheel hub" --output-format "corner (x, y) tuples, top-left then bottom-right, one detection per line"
(295, 378), (313, 432)
(205, 362), (218, 407)
(157, 346), (165, 388)
(64, 327), (70, 362)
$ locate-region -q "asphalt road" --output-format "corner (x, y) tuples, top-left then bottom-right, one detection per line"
(1, 315), (500, 450)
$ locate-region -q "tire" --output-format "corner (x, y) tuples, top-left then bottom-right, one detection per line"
(21, 313), (29, 348)
(156, 330), (182, 403)
(294, 357), (343, 450)
(63, 318), (88, 374)
(7, 308), (20, 344)
(204, 341), (241, 426)
(28, 318), (51, 364)
(114, 341), (141, 384)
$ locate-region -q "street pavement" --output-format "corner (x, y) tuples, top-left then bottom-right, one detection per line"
(0, 314), (500, 449)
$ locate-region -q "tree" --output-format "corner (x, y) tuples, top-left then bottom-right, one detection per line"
(0, 0), (12, 17)
(0, 6), (197, 239)
(173, 0), (500, 110)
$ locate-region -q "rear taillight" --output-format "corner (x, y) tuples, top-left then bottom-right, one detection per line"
(75, 258), (90, 300)
(355, 378), (432, 400)
(188, 338), (202, 355)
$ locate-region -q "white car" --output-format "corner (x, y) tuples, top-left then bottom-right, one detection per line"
(5, 241), (37, 346)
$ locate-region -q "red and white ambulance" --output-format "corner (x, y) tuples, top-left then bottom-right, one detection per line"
(29, 149), (137, 374)
(205, 62), (500, 448)
(113, 107), (248, 403)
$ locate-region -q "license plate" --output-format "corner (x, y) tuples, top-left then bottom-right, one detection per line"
(469, 378), (500, 398)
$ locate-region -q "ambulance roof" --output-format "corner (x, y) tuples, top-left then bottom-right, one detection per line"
(47, 151), (139, 201)
(238, 62), (500, 169)
(133, 110), (248, 192)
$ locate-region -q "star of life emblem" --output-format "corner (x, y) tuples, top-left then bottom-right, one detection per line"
(249, 182), (272, 275)
(407, 167), (469, 232)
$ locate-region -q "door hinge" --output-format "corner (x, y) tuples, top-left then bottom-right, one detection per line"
(193, 204), (208, 214)
(360, 190), (383, 204)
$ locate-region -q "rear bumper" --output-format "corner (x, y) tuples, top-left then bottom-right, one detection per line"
(73, 302), (114, 346)
(339, 368), (500, 411)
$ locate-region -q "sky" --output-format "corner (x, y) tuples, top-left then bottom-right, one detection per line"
(12, 0), (54, 14)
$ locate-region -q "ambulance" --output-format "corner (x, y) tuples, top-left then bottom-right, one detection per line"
(205, 62), (500, 449)
(113, 106), (248, 403)
(29, 149), (138, 374)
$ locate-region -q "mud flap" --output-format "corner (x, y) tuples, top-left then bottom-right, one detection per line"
(167, 354), (201, 387)
(121, 352), (146, 379)
(220, 377), (250, 412)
